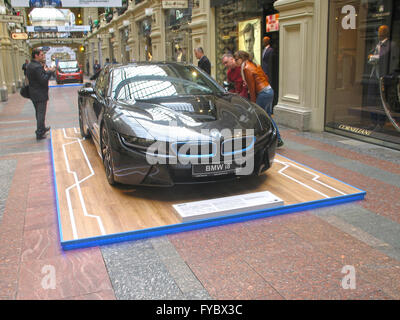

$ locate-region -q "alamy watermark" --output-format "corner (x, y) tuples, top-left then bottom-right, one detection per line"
(342, 5), (357, 30)
(41, 265), (56, 290)
(341, 265), (356, 290)
(142, 125), (256, 176)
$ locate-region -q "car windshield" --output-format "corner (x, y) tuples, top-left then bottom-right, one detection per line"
(58, 61), (79, 70)
(111, 64), (224, 102)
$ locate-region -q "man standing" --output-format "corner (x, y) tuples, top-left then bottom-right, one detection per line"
(93, 59), (101, 74)
(22, 59), (29, 77)
(261, 37), (274, 82)
(221, 53), (248, 98)
(26, 48), (55, 140)
(194, 47), (211, 75)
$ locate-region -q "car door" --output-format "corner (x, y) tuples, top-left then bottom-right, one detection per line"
(86, 71), (106, 143)
(93, 71), (110, 140)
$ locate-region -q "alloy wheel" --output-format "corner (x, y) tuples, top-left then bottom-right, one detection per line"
(101, 125), (115, 185)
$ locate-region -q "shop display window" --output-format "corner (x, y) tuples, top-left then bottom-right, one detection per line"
(214, 0), (268, 84)
(165, 4), (193, 63)
(326, 0), (400, 149)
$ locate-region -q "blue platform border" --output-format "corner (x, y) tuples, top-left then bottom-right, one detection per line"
(50, 131), (366, 251)
(49, 83), (83, 88)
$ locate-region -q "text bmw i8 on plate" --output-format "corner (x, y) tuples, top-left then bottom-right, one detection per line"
(78, 62), (278, 186)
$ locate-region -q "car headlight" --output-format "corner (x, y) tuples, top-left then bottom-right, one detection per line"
(119, 134), (156, 150)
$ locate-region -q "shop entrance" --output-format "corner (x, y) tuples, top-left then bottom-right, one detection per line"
(165, 27), (192, 63)
(326, 0), (400, 150)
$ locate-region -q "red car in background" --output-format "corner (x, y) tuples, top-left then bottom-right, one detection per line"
(56, 60), (83, 84)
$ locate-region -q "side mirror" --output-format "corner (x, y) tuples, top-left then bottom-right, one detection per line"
(81, 85), (95, 96)
(223, 81), (234, 92)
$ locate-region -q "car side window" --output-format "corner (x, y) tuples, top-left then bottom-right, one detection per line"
(95, 72), (105, 97)
(95, 69), (110, 98)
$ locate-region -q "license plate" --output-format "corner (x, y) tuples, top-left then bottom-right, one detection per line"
(192, 162), (236, 177)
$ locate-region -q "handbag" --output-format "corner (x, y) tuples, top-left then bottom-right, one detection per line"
(20, 85), (30, 99)
(20, 77), (30, 99)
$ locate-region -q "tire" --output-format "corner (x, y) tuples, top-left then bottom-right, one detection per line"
(78, 104), (91, 139)
(101, 124), (116, 185)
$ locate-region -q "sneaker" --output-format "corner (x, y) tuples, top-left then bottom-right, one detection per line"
(277, 139), (284, 148)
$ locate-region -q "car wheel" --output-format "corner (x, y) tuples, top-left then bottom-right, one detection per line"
(101, 124), (115, 185)
(78, 104), (91, 139)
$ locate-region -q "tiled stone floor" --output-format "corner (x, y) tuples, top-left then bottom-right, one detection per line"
(1, 85), (400, 300)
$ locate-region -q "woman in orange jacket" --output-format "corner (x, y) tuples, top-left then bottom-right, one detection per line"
(234, 50), (283, 147)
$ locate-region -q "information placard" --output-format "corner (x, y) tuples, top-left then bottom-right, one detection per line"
(173, 191), (284, 222)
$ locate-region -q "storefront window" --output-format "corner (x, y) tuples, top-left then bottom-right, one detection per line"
(165, 4), (193, 63)
(138, 19), (152, 62)
(120, 27), (130, 63)
(326, 0), (400, 149)
(214, 0), (275, 84)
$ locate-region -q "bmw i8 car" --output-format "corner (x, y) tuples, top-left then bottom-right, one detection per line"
(78, 62), (278, 186)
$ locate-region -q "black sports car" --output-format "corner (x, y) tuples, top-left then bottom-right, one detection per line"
(78, 62), (278, 186)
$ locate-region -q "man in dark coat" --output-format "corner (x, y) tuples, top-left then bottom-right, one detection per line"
(261, 37), (274, 82)
(22, 59), (29, 76)
(194, 47), (211, 75)
(26, 48), (55, 140)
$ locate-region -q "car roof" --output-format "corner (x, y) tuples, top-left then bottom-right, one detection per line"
(106, 61), (192, 71)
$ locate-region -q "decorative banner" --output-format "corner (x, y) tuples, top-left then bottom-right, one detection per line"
(11, 0), (122, 7)
(266, 14), (279, 33)
(162, 0), (188, 9)
(26, 25), (91, 32)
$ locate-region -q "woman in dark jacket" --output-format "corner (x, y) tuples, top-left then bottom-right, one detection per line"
(234, 50), (283, 148)
(26, 48), (55, 139)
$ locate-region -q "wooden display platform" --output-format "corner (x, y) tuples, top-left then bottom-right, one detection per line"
(51, 128), (366, 250)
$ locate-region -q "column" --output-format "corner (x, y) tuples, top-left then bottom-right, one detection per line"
(0, 19), (16, 95)
(273, 0), (328, 131)
(150, 1), (165, 61)
(0, 21), (7, 101)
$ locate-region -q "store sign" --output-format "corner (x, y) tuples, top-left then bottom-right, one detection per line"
(0, 15), (24, 24)
(11, 0), (122, 7)
(26, 26), (91, 32)
(266, 14), (279, 32)
(12, 32), (28, 40)
(162, 0), (188, 9)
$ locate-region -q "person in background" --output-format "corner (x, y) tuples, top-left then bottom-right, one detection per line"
(194, 47), (211, 75)
(22, 59), (29, 77)
(221, 53), (248, 98)
(261, 36), (274, 82)
(234, 50), (284, 148)
(93, 59), (101, 75)
(26, 48), (55, 140)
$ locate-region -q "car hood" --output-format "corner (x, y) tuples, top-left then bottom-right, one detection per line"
(113, 94), (266, 141)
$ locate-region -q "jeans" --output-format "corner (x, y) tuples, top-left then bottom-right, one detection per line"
(256, 86), (281, 141)
(33, 100), (47, 136)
